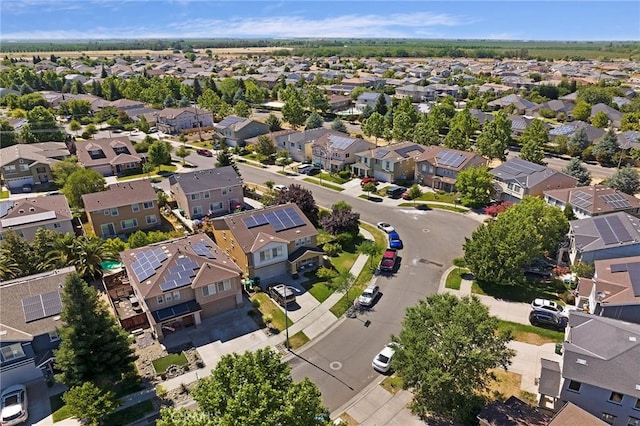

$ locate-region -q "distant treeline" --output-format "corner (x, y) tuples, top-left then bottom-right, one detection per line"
(2, 38), (639, 60)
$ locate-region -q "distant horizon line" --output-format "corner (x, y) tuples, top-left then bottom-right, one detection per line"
(3, 38), (639, 43)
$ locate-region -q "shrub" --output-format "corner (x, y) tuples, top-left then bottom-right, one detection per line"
(452, 257), (467, 268)
(337, 170), (351, 180)
(251, 299), (261, 308)
(335, 232), (354, 249)
(323, 242), (342, 257)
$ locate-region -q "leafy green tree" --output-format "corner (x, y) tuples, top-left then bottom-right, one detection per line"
(0, 231), (34, 278)
(305, 85), (329, 112)
(255, 135), (277, 157)
(475, 112), (512, 161)
(62, 382), (119, 426)
(562, 157), (591, 186)
(443, 127), (470, 151)
(68, 119), (81, 136)
(356, 239), (384, 270)
(62, 168), (106, 208)
(175, 145), (190, 165)
(572, 100), (591, 122)
(234, 100), (251, 118)
(392, 293), (515, 424)
(305, 111), (324, 130)
(374, 93), (388, 116)
(127, 230), (150, 249)
(244, 80), (265, 105)
(564, 203), (577, 221)
(362, 111), (385, 145)
(519, 119), (548, 165)
(158, 348), (327, 426)
(282, 98), (306, 129)
(275, 150), (293, 171)
(407, 184), (422, 202)
(59, 99), (92, 119)
(456, 166), (494, 207)
(0, 120), (16, 147)
(147, 141), (173, 171)
(137, 114), (150, 133)
(392, 111), (415, 142)
(218, 77), (241, 104)
(621, 112), (640, 131)
(464, 196), (568, 284)
(591, 111), (610, 128)
(606, 165), (640, 195)
(566, 128), (591, 157)
(428, 101), (456, 134)
(54, 273), (137, 387)
(26, 106), (65, 142)
(360, 104), (374, 121)
(362, 181), (377, 199)
(413, 119), (440, 146)
(572, 261), (595, 279)
(449, 108), (479, 140)
(592, 130), (620, 166)
(331, 118), (347, 133)
(50, 155), (80, 187)
(216, 147), (236, 170)
(265, 113), (282, 131)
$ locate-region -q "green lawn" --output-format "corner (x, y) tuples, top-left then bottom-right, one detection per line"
(315, 172), (350, 184)
(104, 400), (154, 426)
(381, 375), (404, 395)
(445, 268), (466, 290)
(302, 178), (344, 191)
(472, 279), (564, 304)
(398, 202), (467, 213)
(287, 331), (310, 350)
(252, 292), (293, 332)
(304, 279), (334, 303)
(497, 320), (565, 345)
(0, 190), (8, 199)
(51, 394), (72, 423)
(117, 164), (177, 181)
(152, 352), (188, 374)
(414, 191), (459, 204)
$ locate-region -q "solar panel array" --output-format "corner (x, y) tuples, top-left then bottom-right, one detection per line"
(374, 149), (389, 160)
(242, 207), (306, 232)
(498, 158), (545, 177)
(571, 191), (593, 209)
(191, 241), (215, 259)
(159, 257), (200, 292)
(593, 215), (633, 245)
(156, 303), (191, 321)
(609, 262), (640, 297)
(22, 291), (63, 323)
(600, 193), (632, 210)
(436, 150), (466, 168)
(550, 124), (576, 136)
(132, 248), (167, 283)
(328, 135), (355, 150)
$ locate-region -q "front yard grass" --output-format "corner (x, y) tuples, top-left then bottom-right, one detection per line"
(380, 375), (404, 395)
(498, 320), (565, 345)
(414, 191), (459, 204)
(315, 172), (350, 184)
(398, 202), (467, 213)
(51, 394), (72, 423)
(445, 268), (467, 290)
(485, 369), (538, 405)
(117, 164), (177, 181)
(302, 178), (344, 191)
(304, 280), (334, 303)
(472, 279), (564, 303)
(152, 352), (188, 374)
(251, 292), (293, 332)
(287, 331), (310, 350)
(104, 400), (154, 426)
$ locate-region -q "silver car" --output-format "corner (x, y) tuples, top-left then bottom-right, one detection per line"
(358, 284), (379, 308)
(1, 384), (28, 426)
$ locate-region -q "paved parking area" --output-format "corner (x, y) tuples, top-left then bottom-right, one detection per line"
(24, 378), (51, 426)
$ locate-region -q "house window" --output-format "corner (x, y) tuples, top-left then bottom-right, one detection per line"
(272, 247), (283, 258)
(165, 293), (173, 302)
(48, 330), (60, 342)
(628, 417), (640, 426)
(216, 279), (231, 293)
(173, 291), (180, 301)
(18, 164), (29, 171)
(110, 208), (119, 216)
(121, 219), (138, 230)
(131, 203), (140, 212)
(635, 399), (640, 410)
(193, 206), (203, 216)
(609, 392), (624, 404)
(567, 380), (581, 392)
(143, 201), (154, 209)
(203, 191), (210, 199)
(259, 250), (271, 262)
(146, 215), (157, 225)
(157, 295), (164, 304)
(190, 193), (200, 200)
(222, 187), (228, 195)
(3, 165), (16, 173)
(203, 284), (216, 297)
(53, 223), (61, 229)
(0, 343), (25, 361)
(210, 202), (223, 211)
(601, 413), (617, 425)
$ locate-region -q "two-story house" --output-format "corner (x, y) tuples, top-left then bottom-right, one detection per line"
(352, 142), (426, 183)
(0, 267), (75, 388)
(0, 142), (70, 191)
(81, 180), (160, 238)
(488, 94), (538, 114)
(120, 234), (243, 341)
(214, 115), (270, 147)
(544, 186), (640, 220)
(156, 106), (213, 134)
(311, 132), (375, 172)
(168, 166), (243, 220)
(538, 311), (640, 426)
(491, 158), (578, 203)
(549, 121), (606, 144)
(246, 128), (331, 163)
(0, 195), (74, 242)
(354, 92), (391, 111)
(567, 212), (640, 264)
(414, 146), (488, 192)
(394, 85), (437, 102)
(208, 203), (322, 282)
(75, 137), (143, 177)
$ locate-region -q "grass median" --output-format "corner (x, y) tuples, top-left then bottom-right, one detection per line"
(302, 178), (344, 191)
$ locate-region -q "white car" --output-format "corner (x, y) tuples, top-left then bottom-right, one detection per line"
(531, 299), (568, 317)
(1, 384), (28, 426)
(372, 344), (396, 373)
(273, 184), (287, 192)
(377, 222), (395, 234)
(358, 284), (379, 308)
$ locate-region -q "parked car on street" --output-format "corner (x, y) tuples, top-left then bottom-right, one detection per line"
(358, 283), (380, 308)
(377, 222), (395, 234)
(531, 299), (568, 317)
(304, 166), (321, 176)
(379, 248), (397, 273)
(385, 185), (406, 198)
(1, 384), (28, 426)
(273, 184), (287, 192)
(196, 149), (213, 157)
(529, 310), (567, 330)
(388, 231), (403, 250)
(372, 344), (396, 373)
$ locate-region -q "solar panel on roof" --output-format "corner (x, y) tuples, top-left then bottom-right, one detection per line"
(628, 263), (640, 297)
(600, 194), (631, 209)
(22, 295), (45, 323)
(284, 207), (306, 227)
(374, 149), (389, 160)
(608, 215), (633, 243)
(593, 216), (617, 245)
(329, 135), (355, 150)
(610, 263), (628, 273)
(571, 191), (593, 209)
(160, 280), (176, 292)
(192, 242), (215, 259)
(42, 291), (62, 317)
(242, 216), (257, 228)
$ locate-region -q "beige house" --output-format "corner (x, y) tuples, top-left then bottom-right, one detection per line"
(0, 142), (70, 191)
(311, 132), (375, 172)
(414, 146), (488, 192)
(214, 115), (270, 147)
(81, 180), (160, 238)
(352, 142), (426, 183)
(168, 167), (243, 220)
(0, 195), (74, 241)
(75, 137), (143, 177)
(208, 203), (323, 282)
(120, 234), (243, 341)
(156, 106), (213, 134)
(544, 185), (640, 219)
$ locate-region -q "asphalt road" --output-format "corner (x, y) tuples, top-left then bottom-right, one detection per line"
(235, 163), (480, 410)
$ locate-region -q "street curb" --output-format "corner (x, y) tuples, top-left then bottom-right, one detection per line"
(330, 373), (386, 420)
(438, 265), (457, 294)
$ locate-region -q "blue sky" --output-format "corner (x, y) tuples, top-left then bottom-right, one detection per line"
(1, 1), (639, 41)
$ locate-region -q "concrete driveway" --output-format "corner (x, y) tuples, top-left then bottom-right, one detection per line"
(24, 378), (51, 426)
(263, 274), (321, 323)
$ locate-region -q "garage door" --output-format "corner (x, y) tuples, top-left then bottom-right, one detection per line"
(373, 170), (391, 183)
(0, 361), (42, 388)
(254, 262), (286, 282)
(6, 176), (34, 189)
(201, 295), (237, 318)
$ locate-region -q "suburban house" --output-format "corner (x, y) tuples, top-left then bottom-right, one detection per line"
(476, 395), (549, 426)
(414, 146), (488, 192)
(573, 256), (640, 324)
(567, 212), (640, 264)
(0, 267), (76, 388)
(156, 106), (213, 134)
(214, 115), (270, 147)
(120, 234), (244, 341)
(208, 203), (323, 281)
(394, 84), (437, 102)
(0, 142), (70, 191)
(526, 100), (575, 118)
(590, 103), (624, 128)
(168, 166), (243, 220)
(549, 121), (606, 144)
(351, 142), (426, 183)
(76, 137), (143, 177)
(81, 180), (160, 238)
(544, 185), (640, 219)
(245, 128), (332, 163)
(538, 311), (640, 426)
(311, 132), (375, 172)
(487, 94), (538, 114)
(0, 195), (74, 242)
(490, 158), (578, 203)
(354, 92), (391, 111)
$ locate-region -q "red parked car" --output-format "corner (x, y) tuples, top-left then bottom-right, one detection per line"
(197, 149), (213, 157)
(360, 177), (378, 187)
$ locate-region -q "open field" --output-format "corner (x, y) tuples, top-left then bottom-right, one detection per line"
(2, 46), (290, 59)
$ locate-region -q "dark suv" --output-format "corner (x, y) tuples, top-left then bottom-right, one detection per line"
(529, 310), (567, 330)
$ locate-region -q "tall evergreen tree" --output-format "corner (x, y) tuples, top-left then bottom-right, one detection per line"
(54, 273), (137, 387)
(562, 157), (591, 186)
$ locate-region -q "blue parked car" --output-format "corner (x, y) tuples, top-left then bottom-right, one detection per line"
(388, 231), (403, 249)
